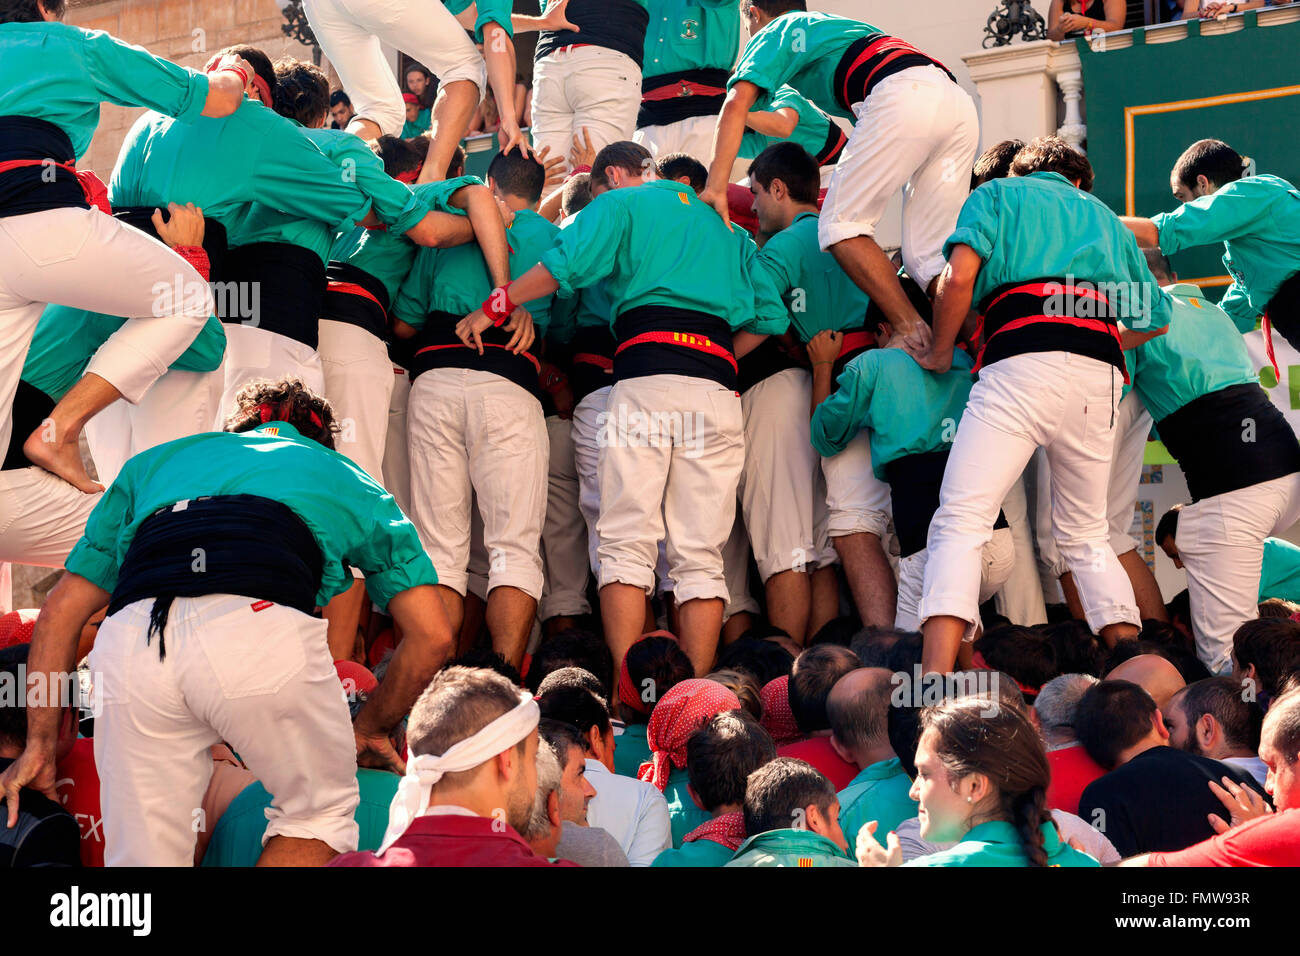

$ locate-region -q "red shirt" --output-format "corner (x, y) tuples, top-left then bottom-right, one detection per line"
(1148, 809), (1300, 867)
(327, 813), (579, 867)
(1046, 743), (1106, 815)
(777, 736), (858, 791)
(54, 738), (104, 868)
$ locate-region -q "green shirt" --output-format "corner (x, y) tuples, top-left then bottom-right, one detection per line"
(835, 758), (918, 849)
(946, 171), (1172, 332)
(651, 835), (735, 867)
(642, 0), (740, 82)
(811, 348), (975, 478)
(109, 102), (372, 253)
(0, 21), (209, 158)
(664, 768), (711, 848)
(902, 820), (1100, 867)
(1260, 537), (1300, 603)
(401, 106), (432, 138)
(613, 723), (652, 778)
(728, 12), (874, 121)
(1152, 175), (1300, 333)
(725, 828), (856, 867)
(330, 176), (477, 303)
(22, 308), (225, 403)
(201, 769), (399, 867)
(394, 206), (560, 336)
(740, 86), (836, 161)
(65, 421), (436, 610)
(444, 0), (514, 41)
(1129, 283), (1255, 424)
(756, 211), (870, 342)
(540, 180), (787, 334)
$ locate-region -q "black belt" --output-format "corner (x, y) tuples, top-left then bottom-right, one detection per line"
(884, 450), (1009, 558)
(322, 261), (390, 341)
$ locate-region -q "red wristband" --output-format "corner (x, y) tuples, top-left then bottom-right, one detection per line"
(173, 245), (210, 282)
(569, 164), (592, 177)
(216, 64), (248, 88)
(481, 282), (516, 326)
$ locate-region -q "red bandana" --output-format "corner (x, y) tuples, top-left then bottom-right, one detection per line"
(683, 811), (746, 851)
(616, 629), (679, 716)
(970, 650), (1040, 697)
(759, 676), (801, 745)
(637, 679), (740, 791)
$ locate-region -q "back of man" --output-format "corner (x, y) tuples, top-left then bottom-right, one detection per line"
(725, 757), (854, 867)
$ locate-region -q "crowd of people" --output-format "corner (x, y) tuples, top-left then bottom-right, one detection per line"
(1, 0), (1299, 868)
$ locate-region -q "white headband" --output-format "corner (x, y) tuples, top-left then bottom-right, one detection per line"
(377, 692), (539, 855)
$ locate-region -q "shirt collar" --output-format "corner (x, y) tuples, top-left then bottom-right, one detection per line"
(852, 756), (904, 784)
(584, 758), (611, 777)
(252, 421), (304, 438)
(420, 805), (480, 819)
(1166, 281), (1205, 299)
(736, 828), (849, 858)
(792, 210), (819, 226)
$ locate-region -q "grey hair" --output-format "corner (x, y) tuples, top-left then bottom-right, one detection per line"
(1034, 674), (1100, 747)
(521, 739), (562, 841)
(1263, 685), (1300, 766)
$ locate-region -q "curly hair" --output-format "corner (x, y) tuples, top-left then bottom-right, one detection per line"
(1010, 135), (1095, 193)
(271, 57), (330, 128)
(223, 377), (339, 449)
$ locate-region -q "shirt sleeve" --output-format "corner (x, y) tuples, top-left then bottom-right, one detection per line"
(252, 123), (373, 233)
(625, 787), (673, 867)
(539, 197), (630, 299)
(414, 176), (482, 216)
(1218, 281), (1259, 332)
(342, 478), (439, 609)
(1120, 232), (1172, 331)
(1147, 812), (1297, 867)
(738, 231), (791, 335)
(810, 356), (877, 458)
(944, 185), (998, 262)
(728, 27), (790, 95)
(64, 462), (141, 594)
(1153, 182), (1274, 254)
(338, 137), (427, 235)
(548, 291), (579, 345)
(82, 28), (209, 125)
(474, 0), (515, 39)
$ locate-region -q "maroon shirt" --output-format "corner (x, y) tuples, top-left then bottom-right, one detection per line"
(327, 813), (579, 867)
(777, 736), (858, 791)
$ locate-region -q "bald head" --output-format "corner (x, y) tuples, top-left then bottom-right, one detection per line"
(1107, 654), (1186, 713)
(827, 668), (895, 766)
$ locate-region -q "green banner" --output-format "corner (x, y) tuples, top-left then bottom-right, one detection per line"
(1079, 14), (1300, 299)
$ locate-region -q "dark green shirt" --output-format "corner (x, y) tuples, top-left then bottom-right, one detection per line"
(726, 828), (856, 867)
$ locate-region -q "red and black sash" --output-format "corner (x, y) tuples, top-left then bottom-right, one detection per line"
(408, 309), (542, 396)
(0, 116), (109, 218)
(613, 306), (737, 389)
(638, 68), (731, 128)
(322, 261), (390, 341)
(568, 324), (617, 404)
(815, 120), (849, 166)
(974, 278), (1126, 377)
(833, 33), (956, 114)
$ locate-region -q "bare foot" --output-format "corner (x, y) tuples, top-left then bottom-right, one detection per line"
(23, 425), (104, 494)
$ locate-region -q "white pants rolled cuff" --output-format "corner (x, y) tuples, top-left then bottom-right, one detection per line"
(822, 431), (892, 538)
(90, 595), (360, 865)
(319, 319), (393, 483)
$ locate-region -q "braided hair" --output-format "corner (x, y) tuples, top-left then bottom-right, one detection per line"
(920, 697), (1055, 866)
(271, 56), (329, 128)
(224, 377), (339, 449)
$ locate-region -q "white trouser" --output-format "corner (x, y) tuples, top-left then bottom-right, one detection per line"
(318, 319), (393, 483)
(634, 114), (718, 166)
(822, 431), (892, 539)
(532, 46), (643, 177)
(89, 595), (360, 865)
(215, 325), (325, 429)
(739, 369), (835, 581)
(597, 374), (744, 603)
(86, 368), (222, 487)
(407, 367), (548, 599)
(383, 365), (412, 517)
(540, 414), (592, 619)
(1178, 473), (1300, 674)
(898, 526), (1015, 633)
(993, 473), (1049, 625)
(722, 509), (760, 620)
(818, 65), (980, 288)
(921, 351), (1139, 638)
(0, 206), (211, 456)
(571, 384), (674, 593)
(302, 0), (486, 135)
(1037, 388), (1153, 579)
(0, 467), (98, 567)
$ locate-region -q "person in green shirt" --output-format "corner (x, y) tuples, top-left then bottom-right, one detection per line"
(725, 756), (855, 866)
(461, 140), (786, 675)
(1121, 138), (1300, 340)
(826, 668), (918, 848)
(400, 92), (432, 138)
(702, 1), (977, 360)
(1131, 253), (1300, 674)
(393, 148), (559, 669)
(746, 142), (889, 638)
(0, 377), (455, 868)
(654, 709), (775, 866)
(856, 697), (1100, 867)
(0, 4), (251, 496)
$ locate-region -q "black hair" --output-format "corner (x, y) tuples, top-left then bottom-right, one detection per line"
(1233, 618), (1300, 699)
(741, 0), (807, 16)
(849, 626), (915, 668)
(536, 686), (611, 749)
(446, 144), (466, 179)
(656, 152), (708, 194)
(788, 644), (861, 734)
(971, 139), (1025, 188)
(742, 756), (835, 836)
(562, 172), (593, 217)
(716, 636), (795, 687)
(1010, 135), (1095, 193)
(687, 710), (776, 813)
(487, 148), (546, 204)
(526, 627), (612, 697)
(1173, 139), (1247, 193)
(622, 635), (693, 723)
(1103, 637), (1211, 687)
(374, 135), (427, 179)
(809, 615), (860, 648)
(449, 646), (522, 686)
(539, 717), (586, 765)
(1156, 505), (1182, 546)
(329, 90), (352, 108)
(0, 644), (31, 747)
(1176, 676), (1263, 754)
(1144, 247), (1175, 285)
(536, 666), (605, 702)
(1040, 619), (1107, 677)
(748, 141), (820, 205)
(218, 46), (275, 105)
(866, 270), (934, 332)
(1073, 680), (1159, 770)
(1, 0), (62, 21)
(272, 58), (330, 128)
(973, 625), (1058, 696)
(590, 141), (653, 189)
(887, 694), (923, 779)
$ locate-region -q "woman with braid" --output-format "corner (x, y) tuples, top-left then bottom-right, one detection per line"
(857, 697), (1100, 867)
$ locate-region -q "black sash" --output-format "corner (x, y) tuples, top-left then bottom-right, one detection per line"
(0, 115), (85, 216)
(220, 242), (326, 349)
(884, 449), (1009, 558)
(613, 305), (736, 389)
(322, 261), (390, 341)
(1265, 270), (1300, 348)
(111, 205), (229, 281)
(637, 68), (731, 128)
(407, 310), (542, 396)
